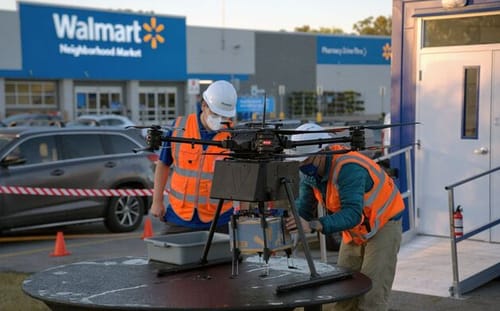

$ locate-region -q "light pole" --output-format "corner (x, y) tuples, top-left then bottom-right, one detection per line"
(316, 85), (323, 123)
(379, 86), (386, 119)
(278, 84), (285, 120)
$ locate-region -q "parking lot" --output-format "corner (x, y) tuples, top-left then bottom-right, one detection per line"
(0, 218), (166, 273)
(2, 218), (500, 311)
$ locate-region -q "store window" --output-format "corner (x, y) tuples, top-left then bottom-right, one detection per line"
(5, 80), (57, 108)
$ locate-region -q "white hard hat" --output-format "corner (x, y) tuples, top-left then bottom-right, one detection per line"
(202, 80), (237, 118)
(288, 123), (331, 161)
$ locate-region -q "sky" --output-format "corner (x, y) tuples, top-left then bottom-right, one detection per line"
(0, 0), (393, 33)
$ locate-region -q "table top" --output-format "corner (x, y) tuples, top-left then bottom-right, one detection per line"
(23, 256), (371, 311)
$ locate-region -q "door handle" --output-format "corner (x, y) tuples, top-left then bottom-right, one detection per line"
(105, 161), (116, 168)
(473, 147), (489, 155)
(51, 169), (64, 176)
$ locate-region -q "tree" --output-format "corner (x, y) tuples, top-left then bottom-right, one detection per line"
(293, 15), (392, 36)
(294, 25), (345, 34)
(352, 15), (392, 36)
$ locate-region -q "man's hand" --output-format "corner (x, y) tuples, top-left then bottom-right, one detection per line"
(150, 201), (166, 221)
(285, 216), (316, 234)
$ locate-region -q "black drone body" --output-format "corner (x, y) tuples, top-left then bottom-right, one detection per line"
(222, 127), (285, 159)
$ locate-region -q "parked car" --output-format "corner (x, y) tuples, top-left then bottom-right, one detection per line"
(1, 113), (64, 127)
(66, 114), (147, 137)
(0, 127), (157, 233)
(67, 114), (135, 128)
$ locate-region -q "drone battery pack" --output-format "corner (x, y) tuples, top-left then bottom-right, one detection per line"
(210, 160), (300, 202)
(229, 216), (292, 253)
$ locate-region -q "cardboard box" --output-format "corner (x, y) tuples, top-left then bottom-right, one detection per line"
(144, 232), (231, 265)
(230, 216), (292, 253)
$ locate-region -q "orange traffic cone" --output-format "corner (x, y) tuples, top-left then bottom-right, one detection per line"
(141, 217), (154, 239)
(50, 231), (71, 257)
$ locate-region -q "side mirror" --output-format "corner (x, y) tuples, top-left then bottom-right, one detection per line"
(1, 154), (27, 167)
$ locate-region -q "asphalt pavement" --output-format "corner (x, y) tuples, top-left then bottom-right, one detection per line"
(1, 217), (499, 311)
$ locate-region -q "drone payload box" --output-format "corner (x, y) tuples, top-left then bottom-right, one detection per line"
(210, 160), (300, 202)
(229, 216), (292, 253)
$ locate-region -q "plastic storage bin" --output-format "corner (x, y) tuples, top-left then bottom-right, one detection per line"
(144, 231), (231, 265)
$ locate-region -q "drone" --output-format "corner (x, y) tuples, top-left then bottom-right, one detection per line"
(130, 113), (415, 293)
(135, 118), (401, 160)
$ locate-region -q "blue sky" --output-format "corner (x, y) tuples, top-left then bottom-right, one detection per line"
(1, 0), (393, 33)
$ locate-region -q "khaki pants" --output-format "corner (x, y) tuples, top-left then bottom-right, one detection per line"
(333, 219), (402, 311)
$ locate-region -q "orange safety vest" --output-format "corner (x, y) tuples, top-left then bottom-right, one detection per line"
(167, 114), (233, 223)
(313, 145), (404, 245)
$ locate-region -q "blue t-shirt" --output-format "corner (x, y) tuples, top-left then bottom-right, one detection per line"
(158, 110), (233, 228)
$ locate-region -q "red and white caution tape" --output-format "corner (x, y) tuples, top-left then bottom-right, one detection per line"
(0, 186), (169, 197)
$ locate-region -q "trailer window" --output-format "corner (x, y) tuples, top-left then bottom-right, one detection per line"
(423, 14), (500, 47)
(462, 67), (479, 139)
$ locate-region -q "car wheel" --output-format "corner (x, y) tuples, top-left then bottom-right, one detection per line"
(105, 194), (145, 233)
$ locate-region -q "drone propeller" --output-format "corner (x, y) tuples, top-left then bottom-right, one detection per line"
(348, 121), (420, 130)
(225, 121), (419, 136)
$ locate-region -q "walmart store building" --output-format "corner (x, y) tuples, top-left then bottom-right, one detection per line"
(0, 2), (391, 124)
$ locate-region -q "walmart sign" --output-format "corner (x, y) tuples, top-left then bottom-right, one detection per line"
(317, 35), (391, 65)
(52, 13), (143, 57)
(14, 3), (186, 79)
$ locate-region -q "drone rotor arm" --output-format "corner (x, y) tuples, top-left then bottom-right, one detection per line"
(286, 137), (352, 149)
(161, 136), (224, 148)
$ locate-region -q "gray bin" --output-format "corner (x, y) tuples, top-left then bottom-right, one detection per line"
(144, 231), (231, 265)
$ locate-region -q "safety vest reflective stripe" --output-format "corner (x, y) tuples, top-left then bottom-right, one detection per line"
(168, 187), (221, 205)
(332, 154), (386, 207)
(363, 185), (400, 240)
(173, 166), (214, 180)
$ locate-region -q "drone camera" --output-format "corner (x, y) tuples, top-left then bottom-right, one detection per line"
(349, 127), (366, 151)
(146, 127), (164, 151)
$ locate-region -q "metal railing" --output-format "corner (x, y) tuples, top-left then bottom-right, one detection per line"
(445, 166), (500, 298)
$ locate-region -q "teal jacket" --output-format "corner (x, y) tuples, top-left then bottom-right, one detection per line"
(295, 154), (374, 235)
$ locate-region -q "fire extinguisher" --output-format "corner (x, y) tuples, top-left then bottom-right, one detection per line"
(454, 205), (463, 238)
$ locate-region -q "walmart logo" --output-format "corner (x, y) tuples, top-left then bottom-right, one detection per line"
(142, 17), (165, 49)
(382, 43), (391, 60)
(52, 13), (165, 49)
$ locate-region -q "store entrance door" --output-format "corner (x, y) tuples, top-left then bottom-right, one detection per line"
(139, 87), (177, 125)
(75, 86), (123, 117)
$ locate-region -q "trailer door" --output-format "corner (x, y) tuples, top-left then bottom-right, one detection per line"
(416, 50), (495, 241)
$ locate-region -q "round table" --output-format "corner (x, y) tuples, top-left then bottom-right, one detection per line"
(23, 256), (371, 311)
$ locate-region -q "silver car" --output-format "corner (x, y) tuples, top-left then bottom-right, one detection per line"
(0, 127), (156, 233)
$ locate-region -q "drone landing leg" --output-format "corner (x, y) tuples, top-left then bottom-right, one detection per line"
(200, 199), (225, 265)
(275, 177), (352, 294)
(281, 178), (319, 278)
(230, 214), (241, 277)
(258, 201), (272, 276)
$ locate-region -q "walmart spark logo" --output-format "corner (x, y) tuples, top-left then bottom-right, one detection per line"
(142, 17), (165, 49)
(382, 43), (392, 60)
